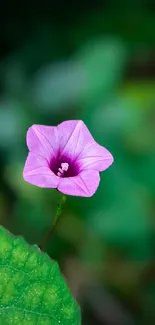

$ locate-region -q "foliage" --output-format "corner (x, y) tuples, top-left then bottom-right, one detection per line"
(0, 227), (80, 324)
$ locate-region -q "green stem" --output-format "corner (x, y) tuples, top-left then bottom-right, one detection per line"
(39, 194), (67, 251)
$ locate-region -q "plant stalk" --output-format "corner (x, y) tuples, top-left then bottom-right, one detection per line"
(39, 194), (67, 250)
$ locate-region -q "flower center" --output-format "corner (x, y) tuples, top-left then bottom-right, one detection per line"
(50, 156), (79, 177)
(57, 162), (69, 177)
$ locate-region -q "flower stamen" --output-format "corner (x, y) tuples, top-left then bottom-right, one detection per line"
(57, 162), (69, 177)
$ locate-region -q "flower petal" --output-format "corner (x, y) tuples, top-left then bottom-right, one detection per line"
(26, 125), (59, 162)
(23, 152), (59, 188)
(57, 120), (93, 160)
(57, 170), (100, 197)
(77, 142), (114, 172)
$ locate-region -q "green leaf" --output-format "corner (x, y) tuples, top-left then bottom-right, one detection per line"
(0, 227), (81, 325)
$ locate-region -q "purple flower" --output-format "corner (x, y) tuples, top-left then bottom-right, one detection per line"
(23, 120), (114, 197)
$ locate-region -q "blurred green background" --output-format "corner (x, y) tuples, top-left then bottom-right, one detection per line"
(0, 1), (155, 325)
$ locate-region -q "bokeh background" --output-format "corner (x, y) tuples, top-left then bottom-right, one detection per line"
(0, 1), (155, 324)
